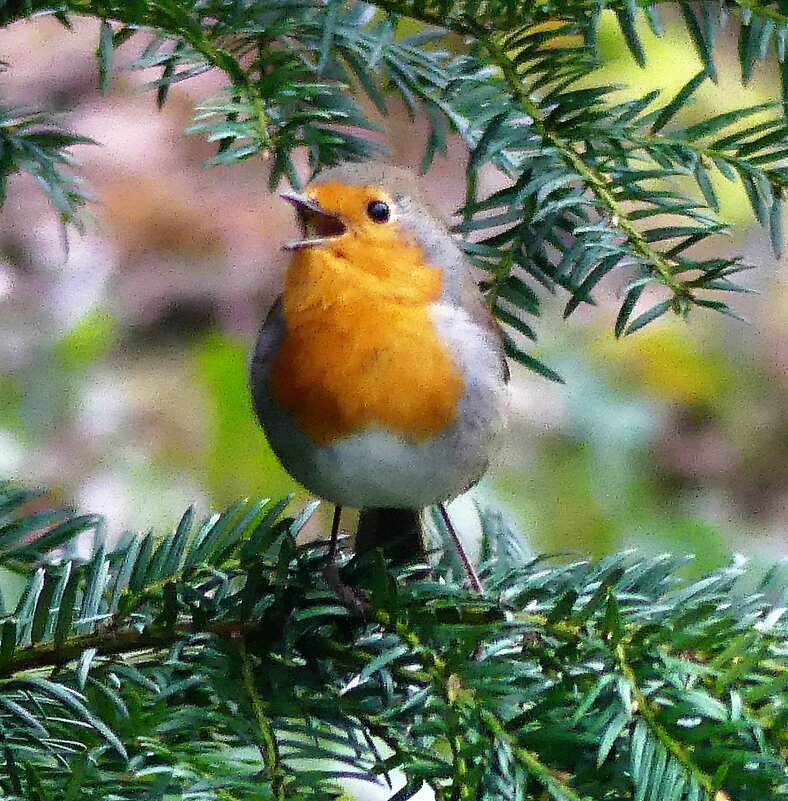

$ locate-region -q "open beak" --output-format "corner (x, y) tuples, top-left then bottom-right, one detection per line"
(280, 192), (346, 250)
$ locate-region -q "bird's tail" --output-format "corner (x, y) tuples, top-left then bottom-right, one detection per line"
(355, 508), (425, 567)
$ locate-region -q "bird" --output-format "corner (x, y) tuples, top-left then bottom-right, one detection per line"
(250, 162), (509, 590)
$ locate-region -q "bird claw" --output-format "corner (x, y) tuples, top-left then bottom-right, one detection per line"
(322, 561), (370, 618)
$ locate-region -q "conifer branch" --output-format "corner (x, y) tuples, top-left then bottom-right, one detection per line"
(466, 21), (685, 294)
(240, 637), (286, 800)
(383, 612), (588, 801)
(615, 640), (720, 798)
(0, 484), (783, 798)
(0, 619), (243, 676)
(733, 0), (788, 25)
(4, 0), (788, 347)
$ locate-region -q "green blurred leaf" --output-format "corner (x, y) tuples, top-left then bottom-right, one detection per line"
(191, 333), (296, 506)
(52, 309), (118, 369)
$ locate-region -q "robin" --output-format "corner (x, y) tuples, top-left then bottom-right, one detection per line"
(250, 163), (509, 590)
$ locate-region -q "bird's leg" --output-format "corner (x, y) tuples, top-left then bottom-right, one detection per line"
(328, 505), (343, 559)
(437, 502), (483, 594)
(323, 504), (370, 617)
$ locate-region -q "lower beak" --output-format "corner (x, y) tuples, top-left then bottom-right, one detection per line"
(280, 192), (346, 250)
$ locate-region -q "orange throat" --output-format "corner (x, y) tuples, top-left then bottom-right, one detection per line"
(269, 231), (464, 445)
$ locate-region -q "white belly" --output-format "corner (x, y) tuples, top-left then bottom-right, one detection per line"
(302, 427), (482, 507)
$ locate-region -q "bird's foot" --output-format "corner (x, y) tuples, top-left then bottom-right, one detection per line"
(322, 561), (370, 618)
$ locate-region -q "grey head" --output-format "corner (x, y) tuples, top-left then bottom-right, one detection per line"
(309, 162), (447, 222)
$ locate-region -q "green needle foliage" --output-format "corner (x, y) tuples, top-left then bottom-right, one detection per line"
(0, 481), (785, 800)
(2, 2), (788, 799)
(3, 0), (788, 360)
(0, 104), (95, 229)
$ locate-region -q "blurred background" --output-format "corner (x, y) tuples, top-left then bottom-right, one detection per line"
(0, 12), (786, 573)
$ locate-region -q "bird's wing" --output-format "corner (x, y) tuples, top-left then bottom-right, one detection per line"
(249, 296), (285, 415)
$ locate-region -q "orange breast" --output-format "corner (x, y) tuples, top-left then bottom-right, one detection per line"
(269, 231), (464, 445)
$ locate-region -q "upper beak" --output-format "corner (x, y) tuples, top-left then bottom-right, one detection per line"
(280, 192), (324, 215)
(280, 192), (346, 250)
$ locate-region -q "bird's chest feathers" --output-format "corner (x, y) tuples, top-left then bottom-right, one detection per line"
(270, 240), (465, 445)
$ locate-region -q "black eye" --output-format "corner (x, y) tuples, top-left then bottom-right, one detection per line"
(366, 200), (390, 223)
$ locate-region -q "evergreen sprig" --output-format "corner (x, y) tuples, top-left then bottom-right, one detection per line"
(0, 105), (94, 229)
(3, 0), (788, 365)
(0, 481), (785, 800)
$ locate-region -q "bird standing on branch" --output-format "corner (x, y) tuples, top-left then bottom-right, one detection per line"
(250, 163), (509, 591)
